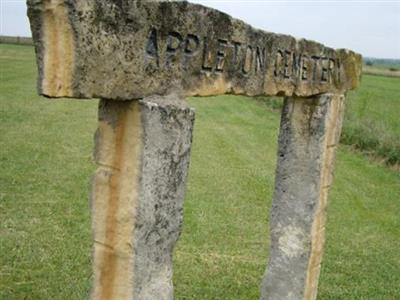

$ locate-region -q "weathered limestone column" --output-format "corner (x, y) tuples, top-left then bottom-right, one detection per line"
(261, 93), (345, 300)
(90, 94), (195, 300)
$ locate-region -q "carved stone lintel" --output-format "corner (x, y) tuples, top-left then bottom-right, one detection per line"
(26, 0), (361, 100)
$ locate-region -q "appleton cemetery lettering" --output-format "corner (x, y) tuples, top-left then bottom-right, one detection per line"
(145, 28), (342, 84)
(28, 0), (360, 100)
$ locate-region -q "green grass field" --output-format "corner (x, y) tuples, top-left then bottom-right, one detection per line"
(362, 65), (400, 78)
(343, 75), (400, 165)
(1, 44), (399, 299)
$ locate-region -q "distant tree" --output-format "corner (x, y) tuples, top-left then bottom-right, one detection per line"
(366, 61), (373, 66)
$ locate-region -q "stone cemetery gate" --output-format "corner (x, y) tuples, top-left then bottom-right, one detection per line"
(27, 1), (361, 299)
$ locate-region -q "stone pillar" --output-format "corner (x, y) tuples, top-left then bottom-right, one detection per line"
(261, 93), (345, 300)
(90, 94), (195, 300)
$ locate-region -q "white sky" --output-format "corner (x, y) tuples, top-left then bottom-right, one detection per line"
(1, 0), (399, 58)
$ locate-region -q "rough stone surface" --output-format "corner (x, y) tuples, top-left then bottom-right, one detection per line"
(90, 94), (195, 299)
(261, 93), (345, 300)
(27, 0), (361, 100)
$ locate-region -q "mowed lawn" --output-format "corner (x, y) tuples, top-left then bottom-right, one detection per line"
(1, 44), (399, 299)
(343, 75), (400, 165)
